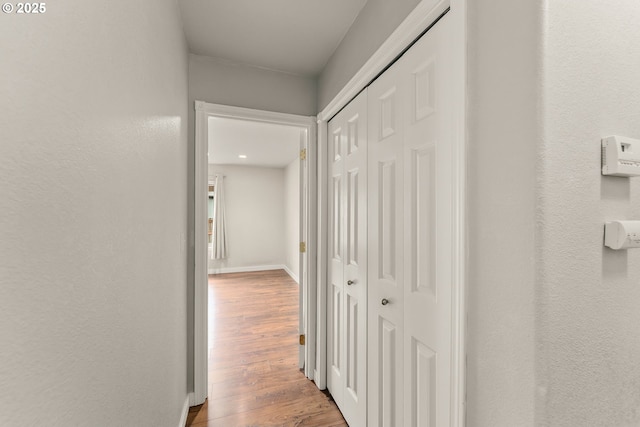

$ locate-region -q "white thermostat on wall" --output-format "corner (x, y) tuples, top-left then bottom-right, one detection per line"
(604, 221), (640, 250)
(601, 135), (640, 177)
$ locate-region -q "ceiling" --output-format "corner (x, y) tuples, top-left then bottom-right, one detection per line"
(208, 117), (301, 168)
(178, 0), (368, 76)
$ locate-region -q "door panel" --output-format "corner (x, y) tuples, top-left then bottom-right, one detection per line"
(379, 160), (397, 281)
(346, 293), (358, 395)
(379, 318), (398, 427)
(368, 13), (453, 427)
(411, 338), (436, 427)
(331, 284), (341, 374)
(328, 123), (344, 405)
(368, 61), (404, 427)
(401, 15), (453, 427)
(328, 90), (368, 427)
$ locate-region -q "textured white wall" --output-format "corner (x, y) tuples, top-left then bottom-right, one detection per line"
(208, 165), (286, 272)
(284, 158), (300, 281)
(468, 0), (640, 425)
(0, 1), (189, 426)
(317, 0), (421, 111)
(540, 1), (640, 425)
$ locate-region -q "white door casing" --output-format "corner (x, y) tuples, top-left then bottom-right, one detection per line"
(368, 13), (454, 427)
(192, 102), (317, 405)
(327, 90), (368, 427)
(299, 128), (313, 370)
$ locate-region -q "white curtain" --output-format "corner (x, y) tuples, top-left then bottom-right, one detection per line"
(211, 174), (228, 259)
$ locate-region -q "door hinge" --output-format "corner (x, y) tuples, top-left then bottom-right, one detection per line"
(300, 149), (307, 161)
(299, 242), (306, 253)
(299, 334), (305, 345)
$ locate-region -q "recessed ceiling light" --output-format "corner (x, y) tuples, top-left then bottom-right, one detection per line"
(238, 154), (247, 159)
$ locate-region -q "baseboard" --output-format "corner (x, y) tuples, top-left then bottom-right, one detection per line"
(178, 395), (190, 427)
(283, 265), (299, 284)
(208, 264), (286, 275)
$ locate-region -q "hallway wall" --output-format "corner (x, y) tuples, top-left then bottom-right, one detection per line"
(317, 0), (421, 111)
(466, 1), (540, 425)
(467, 1), (640, 426)
(189, 54), (317, 117)
(0, 1), (189, 426)
(540, 1), (640, 425)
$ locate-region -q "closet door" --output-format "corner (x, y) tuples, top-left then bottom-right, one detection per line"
(367, 53), (405, 427)
(368, 13), (453, 427)
(327, 90), (368, 427)
(400, 15), (453, 427)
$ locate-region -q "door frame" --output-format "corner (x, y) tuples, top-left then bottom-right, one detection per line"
(192, 101), (317, 405)
(315, 0), (467, 424)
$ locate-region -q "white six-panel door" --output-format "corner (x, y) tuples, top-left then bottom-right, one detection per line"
(327, 13), (453, 427)
(368, 14), (453, 427)
(367, 56), (405, 427)
(327, 90), (368, 427)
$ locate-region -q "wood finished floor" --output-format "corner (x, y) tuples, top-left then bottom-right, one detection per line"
(186, 270), (347, 427)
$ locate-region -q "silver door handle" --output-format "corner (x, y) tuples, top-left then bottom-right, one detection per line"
(381, 298), (390, 306)
(347, 280), (355, 286)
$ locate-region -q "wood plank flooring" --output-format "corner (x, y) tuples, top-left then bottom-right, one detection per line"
(186, 270), (347, 427)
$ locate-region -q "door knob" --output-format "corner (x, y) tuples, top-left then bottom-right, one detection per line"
(381, 298), (390, 306)
(347, 280), (355, 286)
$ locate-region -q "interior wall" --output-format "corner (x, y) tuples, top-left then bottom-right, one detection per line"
(468, 1), (640, 425)
(466, 1), (541, 425)
(208, 164), (286, 273)
(317, 0), (421, 111)
(189, 54), (317, 116)
(0, 1), (189, 426)
(540, 1), (640, 425)
(284, 158), (301, 282)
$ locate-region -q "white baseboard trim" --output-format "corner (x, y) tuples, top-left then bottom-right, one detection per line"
(178, 395), (190, 427)
(208, 264), (286, 275)
(283, 265), (299, 284)
(314, 369), (324, 389)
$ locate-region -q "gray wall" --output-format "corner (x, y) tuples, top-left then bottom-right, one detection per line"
(207, 164), (286, 272)
(466, 1), (541, 425)
(284, 158), (301, 281)
(317, 0), (421, 111)
(467, 0), (640, 425)
(0, 1), (189, 426)
(540, 1), (640, 425)
(189, 54), (317, 116)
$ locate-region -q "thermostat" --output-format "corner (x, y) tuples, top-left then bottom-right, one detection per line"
(601, 135), (640, 177)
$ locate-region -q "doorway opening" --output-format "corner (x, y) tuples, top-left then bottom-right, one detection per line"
(192, 102), (318, 408)
(206, 116), (303, 278)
